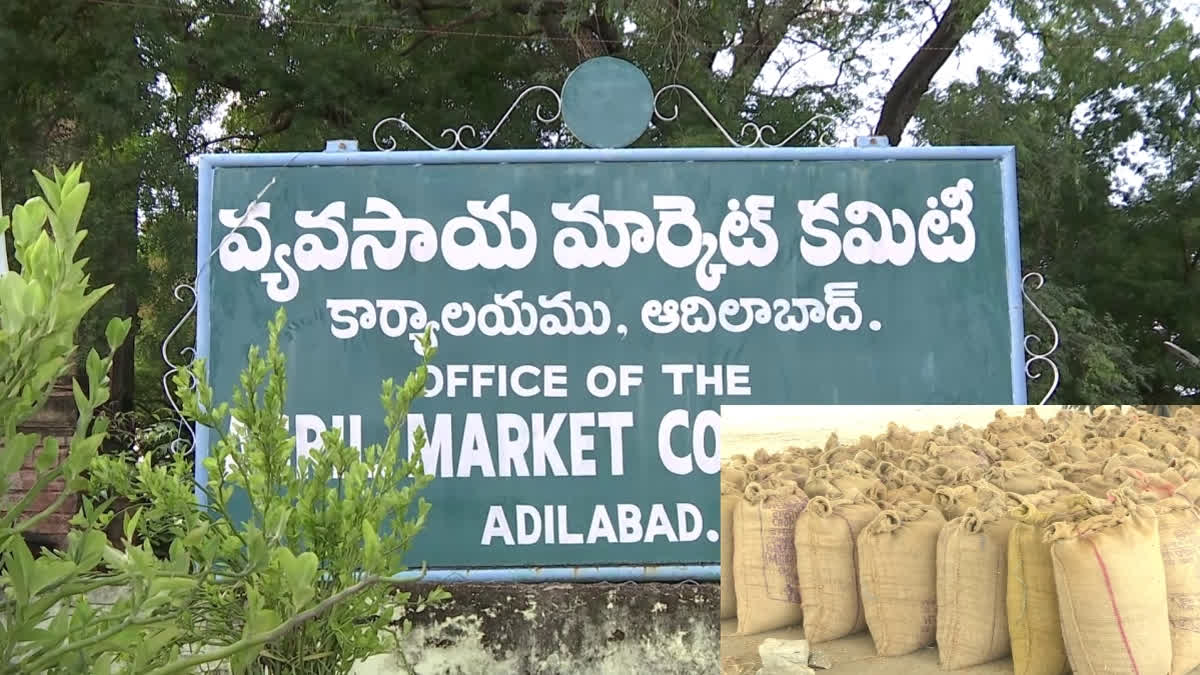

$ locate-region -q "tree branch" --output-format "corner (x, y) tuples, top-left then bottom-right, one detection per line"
(397, 8), (495, 57)
(727, 0), (820, 94)
(874, 0), (990, 145)
(144, 575), (386, 675)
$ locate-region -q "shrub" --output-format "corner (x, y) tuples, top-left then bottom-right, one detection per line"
(1, 165), (445, 674)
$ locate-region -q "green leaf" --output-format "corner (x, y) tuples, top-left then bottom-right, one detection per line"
(231, 587), (281, 674)
(33, 170), (61, 211)
(362, 519), (381, 568)
(139, 626), (183, 663)
(11, 198), (47, 246)
(181, 523), (210, 549)
(85, 348), (104, 390)
(74, 528), (107, 571)
(29, 558), (76, 597)
(104, 316), (131, 351)
(426, 586), (452, 605)
(35, 436), (60, 473)
(72, 378), (90, 416)
(288, 551), (320, 609)
(4, 537), (35, 606)
(56, 181), (90, 236)
(123, 507), (143, 543)
(2, 432), (37, 475)
(60, 164), (80, 196)
(44, 593), (74, 643)
(87, 653), (114, 675)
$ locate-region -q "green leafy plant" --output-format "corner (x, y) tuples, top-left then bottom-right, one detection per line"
(1, 165), (445, 674)
(147, 306), (449, 674)
(90, 408), (194, 555)
(0, 165), (240, 673)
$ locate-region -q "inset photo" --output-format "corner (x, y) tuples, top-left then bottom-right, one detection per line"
(719, 405), (1200, 675)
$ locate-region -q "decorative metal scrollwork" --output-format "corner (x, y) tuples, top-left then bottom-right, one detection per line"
(162, 179), (278, 455)
(1022, 272), (1061, 405)
(161, 282), (199, 454)
(652, 84), (840, 148)
(373, 85), (563, 152)
(372, 82), (840, 151)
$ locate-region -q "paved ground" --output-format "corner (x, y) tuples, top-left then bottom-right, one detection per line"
(720, 619), (1014, 675)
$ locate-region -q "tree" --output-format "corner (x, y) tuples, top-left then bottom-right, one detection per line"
(0, 1), (175, 416)
(916, 0), (1200, 403)
(7, 0), (1197, 407)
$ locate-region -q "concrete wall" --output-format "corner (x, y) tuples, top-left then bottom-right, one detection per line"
(356, 582), (719, 675)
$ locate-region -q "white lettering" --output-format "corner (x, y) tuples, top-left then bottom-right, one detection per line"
(516, 505), (540, 545)
(586, 365), (617, 398)
(617, 504), (643, 543)
(727, 365), (751, 395)
(658, 409), (721, 475)
(569, 413), (597, 477)
(557, 505), (583, 544)
(457, 414), (496, 477)
(596, 411), (632, 476)
(533, 413), (569, 476)
(481, 506), (514, 545)
(645, 504), (678, 542)
(496, 413), (530, 477)
(658, 409), (692, 474)
(618, 365), (643, 396)
(295, 414), (326, 466)
(677, 503), (703, 541)
(586, 505), (618, 544)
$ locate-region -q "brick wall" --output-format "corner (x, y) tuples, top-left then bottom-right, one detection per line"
(3, 375), (78, 548)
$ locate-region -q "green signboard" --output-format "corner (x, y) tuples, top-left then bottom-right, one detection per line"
(195, 145), (1023, 572)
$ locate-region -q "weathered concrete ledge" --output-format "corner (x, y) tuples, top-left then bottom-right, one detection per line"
(357, 581), (719, 675)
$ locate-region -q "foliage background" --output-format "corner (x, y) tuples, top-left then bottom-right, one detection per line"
(2, 0), (1196, 413)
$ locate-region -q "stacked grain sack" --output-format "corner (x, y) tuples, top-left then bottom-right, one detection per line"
(720, 406), (1200, 674)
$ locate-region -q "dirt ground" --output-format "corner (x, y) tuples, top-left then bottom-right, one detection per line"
(721, 619), (1200, 675)
(720, 618), (1014, 675)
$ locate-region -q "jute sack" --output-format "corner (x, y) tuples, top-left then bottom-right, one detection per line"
(884, 472), (937, 506)
(1077, 473), (1123, 499)
(901, 455), (930, 473)
(953, 466), (985, 484)
(856, 501), (946, 656)
(1007, 498), (1071, 675)
(924, 463), (956, 485)
(936, 508), (1016, 669)
(719, 468), (746, 620)
(1053, 461), (1104, 485)
(927, 443), (987, 471)
(1153, 495), (1200, 674)
(1117, 467), (1184, 501)
(852, 450), (880, 472)
(733, 481), (809, 634)
(1048, 501), (1171, 675)
(1170, 457), (1200, 481)
(1176, 478), (1200, 505)
(828, 468), (886, 503)
(933, 485), (981, 521)
(803, 465), (837, 498)
(794, 494), (882, 643)
(986, 461), (1059, 495)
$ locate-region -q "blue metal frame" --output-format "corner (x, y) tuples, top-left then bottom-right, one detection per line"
(393, 564), (711, 583)
(194, 144), (1024, 584)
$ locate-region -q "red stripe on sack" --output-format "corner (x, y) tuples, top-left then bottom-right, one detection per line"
(1087, 538), (1139, 675)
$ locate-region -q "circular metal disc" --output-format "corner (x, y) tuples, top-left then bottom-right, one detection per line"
(561, 57), (654, 149)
